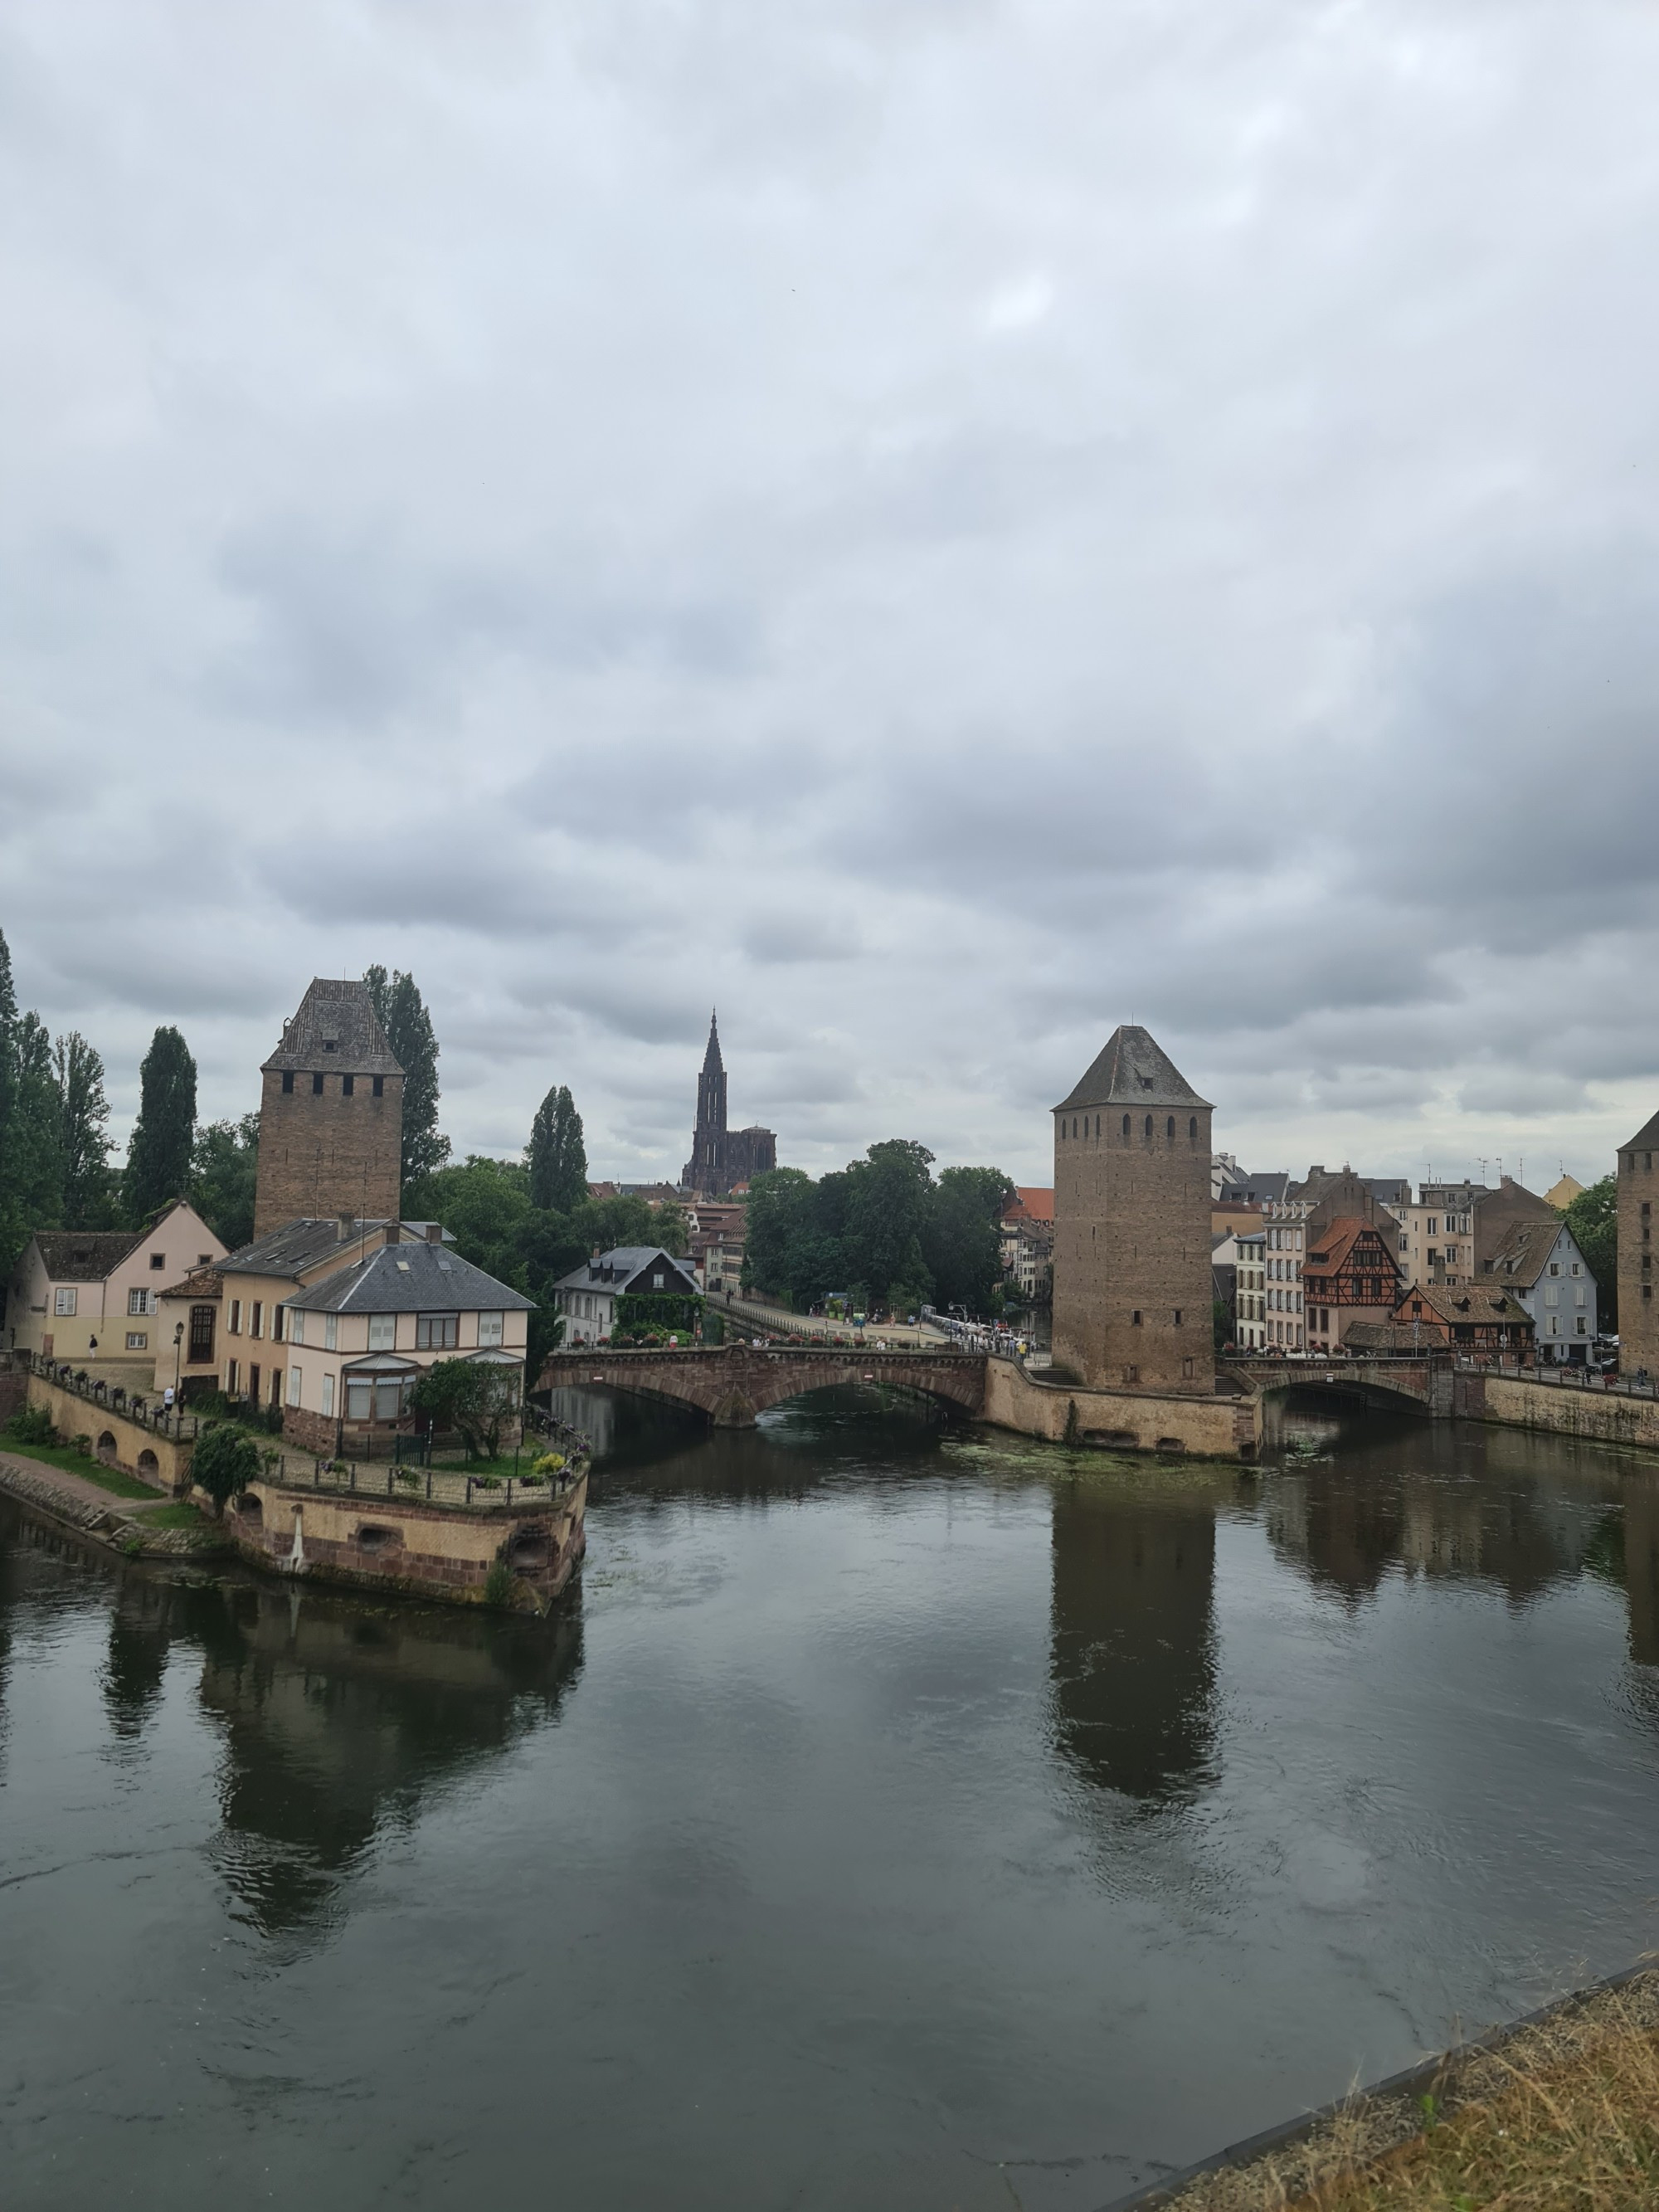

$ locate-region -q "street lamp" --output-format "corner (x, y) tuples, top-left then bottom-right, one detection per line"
(172, 1322), (184, 1419)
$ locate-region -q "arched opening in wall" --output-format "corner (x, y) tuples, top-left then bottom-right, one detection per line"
(236, 1493), (264, 1527)
(507, 1530), (552, 1574)
(1166, 1116), (1175, 1140)
(1190, 1117), (1198, 1142)
(96, 1431), (118, 1465)
(355, 1523), (401, 1555)
(137, 1449), (159, 1480)
(1144, 1115), (1153, 1138)
(1121, 1114), (1131, 1138)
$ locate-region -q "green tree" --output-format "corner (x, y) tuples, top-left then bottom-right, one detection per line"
(9, 1011), (65, 1243)
(1562, 1174), (1618, 1332)
(923, 1165), (1015, 1315)
(412, 1357), (520, 1461)
(55, 1031), (113, 1229)
(189, 1422), (262, 1513)
(844, 1139), (936, 1311)
(191, 1113), (260, 1250)
(363, 965), (450, 1183)
(742, 1167), (823, 1305)
(124, 1026), (197, 1226)
(0, 927), (19, 1270)
(527, 1084), (588, 1212)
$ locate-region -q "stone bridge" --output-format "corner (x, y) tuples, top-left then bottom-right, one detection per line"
(1224, 1356), (1455, 1417)
(538, 1343), (987, 1428)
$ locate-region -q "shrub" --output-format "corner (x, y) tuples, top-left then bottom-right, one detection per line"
(533, 1450), (566, 1477)
(5, 1405), (57, 1446)
(190, 1423), (263, 1513)
(72, 1432), (92, 1458)
(482, 1562), (513, 1609)
(395, 1468), (422, 1490)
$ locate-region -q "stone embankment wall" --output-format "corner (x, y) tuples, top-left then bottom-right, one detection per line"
(1460, 1370), (1659, 1451)
(226, 1470), (588, 1611)
(25, 1376), (190, 1489)
(980, 1358), (1254, 1459)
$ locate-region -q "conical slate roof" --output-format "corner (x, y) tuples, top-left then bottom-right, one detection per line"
(1054, 1025), (1210, 1113)
(261, 979), (404, 1076)
(1622, 1108), (1659, 1152)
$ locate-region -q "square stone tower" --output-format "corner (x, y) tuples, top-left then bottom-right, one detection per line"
(253, 980), (405, 1237)
(1618, 1109), (1659, 1375)
(1051, 1026), (1214, 1395)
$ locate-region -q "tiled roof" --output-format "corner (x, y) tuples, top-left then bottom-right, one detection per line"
(1005, 1186), (1054, 1223)
(32, 1230), (144, 1282)
(158, 1265), (224, 1301)
(1054, 1026), (1210, 1113)
(285, 1240), (534, 1314)
(1305, 1218), (1394, 1274)
(261, 979), (403, 1076)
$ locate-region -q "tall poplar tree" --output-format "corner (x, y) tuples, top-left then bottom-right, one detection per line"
(11, 1013), (65, 1238)
(0, 928), (20, 1271)
(124, 1026), (197, 1226)
(363, 965), (450, 1184)
(527, 1084), (588, 1212)
(55, 1031), (113, 1228)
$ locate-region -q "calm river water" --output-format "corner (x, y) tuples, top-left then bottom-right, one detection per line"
(3, 1391), (1659, 2210)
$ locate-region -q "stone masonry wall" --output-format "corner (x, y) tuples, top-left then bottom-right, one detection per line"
(1052, 1104), (1215, 1395)
(1618, 1143), (1659, 1377)
(980, 1357), (1250, 1458)
(253, 1065), (404, 1236)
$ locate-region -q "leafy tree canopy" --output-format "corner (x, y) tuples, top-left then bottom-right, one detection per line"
(528, 1084), (588, 1212)
(363, 965), (450, 1184)
(56, 1031), (113, 1230)
(191, 1113), (260, 1251)
(1562, 1174), (1618, 1330)
(411, 1357), (520, 1461)
(124, 1025), (197, 1227)
(191, 1422), (263, 1511)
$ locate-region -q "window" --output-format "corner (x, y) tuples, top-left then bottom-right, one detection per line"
(129, 1287), (148, 1316)
(343, 1074), (354, 1097)
(652, 1271), (665, 1289)
(367, 1314), (396, 1352)
(287, 1365), (302, 1406)
(126, 1331), (148, 1351)
(1165, 1116), (1175, 1140)
(1172, 1309), (1183, 1326)
(1121, 1113), (1130, 1137)
(289, 1310), (304, 1345)
(189, 1305), (216, 1362)
(1576, 1316), (1588, 1334)
(272, 1305), (284, 1342)
(312, 1072), (324, 1094)
(1143, 1115), (1153, 1138)
(323, 1039), (336, 1053)
(1549, 1262), (1559, 1276)
(347, 1380), (372, 1420)
(478, 1312), (504, 1347)
(251, 1302), (263, 1337)
(229, 1299), (241, 1334)
(324, 1313), (338, 1351)
(1575, 1286), (1586, 1307)
(282, 1070), (294, 1094)
(1131, 1309), (1142, 1326)
(1190, 1117), (1197, 1141)
(1570, 1261), (1581, 1276)
(321, 1372), (335, 1417)
(1549, 1316), (1559, 1336)
(372, 1075), (384, 1099)
(54, 1286), (76, 1317)
(415, 1314), (458, 1350)
(227, 1360), (239, 1394)
(150, 1252), (165, 1270)
(197, 1254), (211, 1266)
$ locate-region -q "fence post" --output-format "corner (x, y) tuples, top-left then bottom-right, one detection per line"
(350, 1462), (357, 1491)
(426, 1469), (432, 1501)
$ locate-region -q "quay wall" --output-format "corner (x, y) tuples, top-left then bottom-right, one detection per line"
(980, 1357), (1254, 1459)
(1462, 1371), (1659, 1452)
(26, 1376), (188, 1490)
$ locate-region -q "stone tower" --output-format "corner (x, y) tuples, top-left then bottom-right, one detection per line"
(253, 980), (405, 1237)
(1618, 1108), (1659, 1376)
(681, 1012), (777, 1195)
(1051, 1025), (1214, 1395)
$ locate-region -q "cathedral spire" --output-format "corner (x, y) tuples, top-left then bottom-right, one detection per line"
(703, 1009), (723, 1074)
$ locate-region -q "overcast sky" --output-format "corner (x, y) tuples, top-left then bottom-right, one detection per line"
(4, 0), (1658, 1193)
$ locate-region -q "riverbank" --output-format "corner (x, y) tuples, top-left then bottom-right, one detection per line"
(0, 1447), (226, 1559)
(1112, 1961), (1659, 2212)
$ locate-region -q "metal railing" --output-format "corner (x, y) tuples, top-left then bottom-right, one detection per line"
(21, 1352), (202, 1440)
(262, 1451), (585, 1512)
(1455, 1356), (1651, 1398)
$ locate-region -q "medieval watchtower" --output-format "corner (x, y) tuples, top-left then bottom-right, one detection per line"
(1051, 1025), (1214, 1395)
(253, 980), (405, 1236)
(1618, 1107), (1659, 1377)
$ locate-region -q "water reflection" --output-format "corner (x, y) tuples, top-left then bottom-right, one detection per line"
(1049, 1483), (1219, 1807)
(189, 1581), (584, 1937)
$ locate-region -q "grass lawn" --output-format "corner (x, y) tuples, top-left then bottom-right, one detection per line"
(0, 1436), (161, 1499)
(129, 1502), (212, 1531)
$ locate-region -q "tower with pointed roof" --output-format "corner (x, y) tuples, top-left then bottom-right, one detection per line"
(1051, 1025), (1214, 1394)
(681, 1012), (777, 1196)
(1618, 1108), (1659, 1373)
(253, 980), (405, 1236)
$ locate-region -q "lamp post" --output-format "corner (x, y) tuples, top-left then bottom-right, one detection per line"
(172, 1322), (184, 1422)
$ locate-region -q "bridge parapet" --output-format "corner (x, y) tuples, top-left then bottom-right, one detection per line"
(538, 1343), (986, 1427)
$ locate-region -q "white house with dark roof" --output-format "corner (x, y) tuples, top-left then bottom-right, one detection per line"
(1480, 1213), (1598, 1362)
(5, 1201), (226, 1377)
(552, 1246), (700, 1348)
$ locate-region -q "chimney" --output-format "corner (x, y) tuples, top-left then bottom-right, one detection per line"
(337, 1214), (353, 1241)
(426, 1223), (443, 1245)
(385, 1222), (401, 1245)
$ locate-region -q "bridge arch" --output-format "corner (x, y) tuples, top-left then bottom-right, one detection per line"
(538, 1344), (986, 1429)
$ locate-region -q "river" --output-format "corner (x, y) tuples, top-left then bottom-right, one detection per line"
(2, 1390), (1657, 2210)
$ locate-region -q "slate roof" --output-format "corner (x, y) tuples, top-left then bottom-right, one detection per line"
(31, 1230), (145, 1282)
(1394, 1281), (1529, 1326)
(219, 1217), (401, 1278)
(1054, 1026), (1211, 1113)
(1623, 1109), (1659, 1152)
(1219, 1172), (1290, 1205)
(551, 1246), (700, 1296)
(261, 979), (404, 1076)
(285, 1240), (534, 1314)
(1363, 1178), (1412, 1206)
(1483, 1216), (1569, 1290)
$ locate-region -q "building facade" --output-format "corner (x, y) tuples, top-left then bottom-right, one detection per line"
(681, 1014), (776, 1197)
(552, 1246), (701, 1348)
(5, 1201), (226, 1377)
(1620, 1112), (1659, 1374)
(1481, 1213), (1598, 1362)
(1301, 1219), (1404, 1353)
(254, 980), (406, 1236)
(1050, 1026), (1214, 1394)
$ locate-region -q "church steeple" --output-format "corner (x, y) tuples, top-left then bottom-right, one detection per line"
(702, 1010), (723, 1075)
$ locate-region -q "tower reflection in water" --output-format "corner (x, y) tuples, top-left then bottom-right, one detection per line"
(98, 1574), (583, 1937)
(1048, 1481), (1219, 1808)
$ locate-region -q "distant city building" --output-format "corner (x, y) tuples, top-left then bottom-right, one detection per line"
(1350, 1282), (1534, 1357)
(1479, 1212), (1598, 1362)
(552, 1246), (700, 1348)
(1545, 1172), (1585, 1211)
(1233, 1225), (1267, 1350)
(1051, 1026), (1213, 1394)
(1000, 1186), (1054, 1300)
(255, 979), (405, 1237)
(4, 1201), (226, 1376)
(681, 1014), (776, 1197)
(1301, 1218), (1404, 1354)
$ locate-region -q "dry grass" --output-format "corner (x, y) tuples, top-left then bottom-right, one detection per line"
(1159, 1970), (1659, 2212)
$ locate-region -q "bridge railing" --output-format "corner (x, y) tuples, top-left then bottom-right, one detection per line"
(1456, 1357), (1653, 1399)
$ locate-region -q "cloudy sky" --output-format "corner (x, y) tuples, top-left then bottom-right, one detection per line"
(4, 0), (1657, 1192)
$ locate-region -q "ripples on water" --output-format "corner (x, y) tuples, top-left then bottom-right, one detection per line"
(2, 1389), (1657, 2210)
